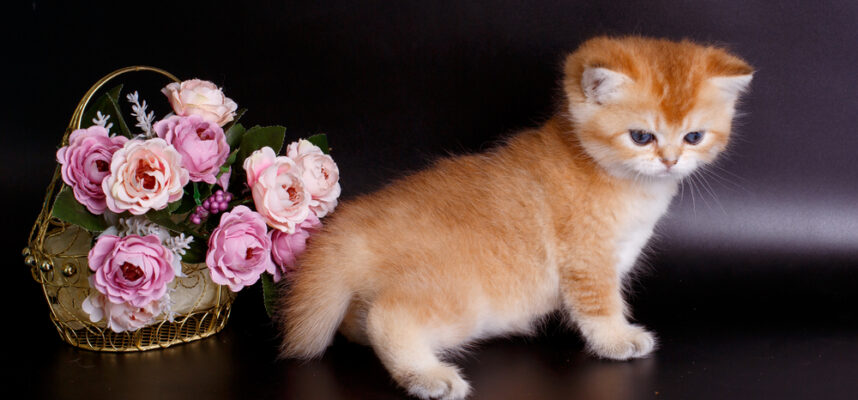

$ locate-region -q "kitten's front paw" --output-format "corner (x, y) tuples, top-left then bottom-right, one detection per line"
(399, 363), (471, 400)
(578, 317), (656, 360)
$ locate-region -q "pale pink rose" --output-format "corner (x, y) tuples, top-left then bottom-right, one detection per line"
(56, 126), (128, 214)
(206, 206), (276, 291)
(242, 146), (277, 187)
(269, 214), (321, 281)
(286, 139), (341, 218)
(153, 115), (230, 184)
(82, 292), (165, 333)
(102, 138), (189, 215)
(161, 79), (238, 126)
(243, 148), (312, 233)
(88, 234), (176, 307)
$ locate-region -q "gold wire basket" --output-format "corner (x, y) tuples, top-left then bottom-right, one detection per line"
(24, 66), (235, 352)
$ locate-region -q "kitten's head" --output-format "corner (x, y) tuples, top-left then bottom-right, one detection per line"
(563, 36), (753, 180)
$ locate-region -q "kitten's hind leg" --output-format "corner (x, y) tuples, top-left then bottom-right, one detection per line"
(339, 299), (370, 346)
(366, 296), (471, 400)
(561, 264), (656, 360)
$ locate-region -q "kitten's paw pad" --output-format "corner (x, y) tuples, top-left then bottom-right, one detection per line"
(583, 321), (656, 360)
(401, 364), (471, 400)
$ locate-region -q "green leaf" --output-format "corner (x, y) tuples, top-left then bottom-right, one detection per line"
(51, 186), (109, 232)
(146, 208), (187, 233)
(173, 194), (197, 215)
(181, 238), (207, 264)
(225, 123), (246, 148)
(235, 125), (286, 168)
(223, 148), (239, 167)
(228, 197), (254, 208)
(193, 182), (202, 206)
(233, 108), (247, 124)
(167, 198), (182, 213)
(221, 108), (247, 134)
(261, 273), (277, 318)
(191, 182), (213, 207)
(306, 133), (330, 154)
(203, 209), (222, 232)
(80, 85), (131, 138)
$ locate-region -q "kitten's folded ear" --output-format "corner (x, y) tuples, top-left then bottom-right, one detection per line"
(705, 49), (754, 102)
(581, 67), (632, 105)
(708, 74), (753, 102)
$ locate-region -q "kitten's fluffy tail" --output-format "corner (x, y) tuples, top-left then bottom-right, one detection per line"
(276, 243), (355, 359)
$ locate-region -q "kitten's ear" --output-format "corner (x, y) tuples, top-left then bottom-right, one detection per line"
(709, 74), (753, 102)
(581, 67), (632, 105)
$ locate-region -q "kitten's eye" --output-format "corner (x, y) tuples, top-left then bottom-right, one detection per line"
(684, 131), (705, 145)
(629, 130), (655, 145)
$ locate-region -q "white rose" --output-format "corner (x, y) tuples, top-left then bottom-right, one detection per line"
(161, 79), (238, 126)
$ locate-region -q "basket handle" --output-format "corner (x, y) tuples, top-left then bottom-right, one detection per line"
(29, 66), (180, 252)
(63, 65), (180, 144)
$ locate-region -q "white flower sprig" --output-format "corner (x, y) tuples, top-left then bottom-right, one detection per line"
(92, 111), (113, 132)
(164, 233), (194, 256)
(126, 91), (156, 138)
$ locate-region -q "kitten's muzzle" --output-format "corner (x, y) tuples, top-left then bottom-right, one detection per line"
(659, 157), (678, 168)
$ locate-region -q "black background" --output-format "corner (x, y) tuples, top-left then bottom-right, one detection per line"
(5, 1), (858, 399)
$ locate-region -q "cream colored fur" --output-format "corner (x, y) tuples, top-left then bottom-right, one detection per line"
(277, 36), (753, 400)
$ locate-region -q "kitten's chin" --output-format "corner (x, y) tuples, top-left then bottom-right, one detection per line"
(602, 164), (686, 183)
(651, 168), (695, 182)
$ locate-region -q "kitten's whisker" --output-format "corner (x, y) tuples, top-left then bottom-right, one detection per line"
(698, 168), (735, 188)
(707, 163), (750, 185)
(699, 167), (750, 195)
(694, 172), (727, 214)
(688, 174), (711, 211)
(684, 176), (697, 216)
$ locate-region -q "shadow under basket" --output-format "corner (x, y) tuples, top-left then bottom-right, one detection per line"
(24, 66), (236, 352)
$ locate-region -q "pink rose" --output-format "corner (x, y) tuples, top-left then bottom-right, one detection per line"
(286, 139), (341, 217)
(88, 234), (176, 307)
(243, 147), (312, 233)
(56, 126), (128, 214)
(243, 146), (277, 187)
(269, 213), (321, 281)
(206, 205), (276, 291)
(82, 292), (165, 333)
(153, 115), (230, 184)
(161, 79), (238, 126)
(102, 138), (189, 215)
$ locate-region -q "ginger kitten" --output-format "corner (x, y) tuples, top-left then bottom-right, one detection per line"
(277, 36), (753, 399)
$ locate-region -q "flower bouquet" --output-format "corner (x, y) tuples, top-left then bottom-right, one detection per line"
(25, 66), (340, 351)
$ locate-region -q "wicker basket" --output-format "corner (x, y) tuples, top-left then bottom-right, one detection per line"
(24, 66), (235, 352)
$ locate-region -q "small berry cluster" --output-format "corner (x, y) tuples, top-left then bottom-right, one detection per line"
(190, 190), (233, 225)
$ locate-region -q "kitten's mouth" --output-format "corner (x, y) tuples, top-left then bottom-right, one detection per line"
(650, 168), (683, 180)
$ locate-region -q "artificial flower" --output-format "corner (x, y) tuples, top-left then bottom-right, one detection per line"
(153, 115), (230, 184)
(102, 138), (189, 215)
(56, 125), (128, 214)
(206, 205), (275, 291)
(269, 213), (321, 281)
(87, 234), (176, 307)
(243, 147), (312, 233)
(161, 79), (238, 126)
(82, 292), (166, 333)
(286, 139), (341, 217)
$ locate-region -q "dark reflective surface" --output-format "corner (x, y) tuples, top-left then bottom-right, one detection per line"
(22, 307), (858, 400)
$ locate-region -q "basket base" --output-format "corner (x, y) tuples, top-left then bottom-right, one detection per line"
(50, 304), (232, 352)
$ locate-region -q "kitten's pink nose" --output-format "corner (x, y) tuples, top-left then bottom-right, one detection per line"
(660, 157), (678, 168)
